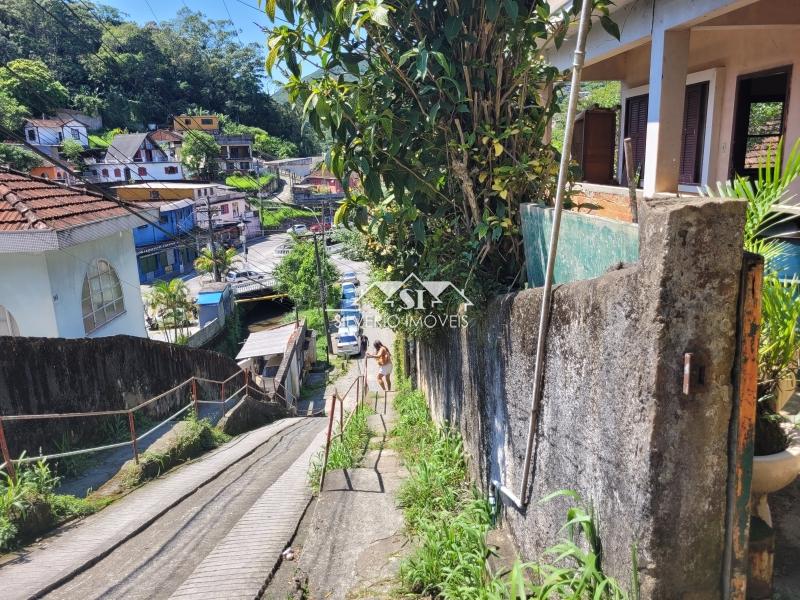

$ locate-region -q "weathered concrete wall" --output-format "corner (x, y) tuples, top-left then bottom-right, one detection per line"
(417, 197), (746, 598)
(0, 335), (240, 455)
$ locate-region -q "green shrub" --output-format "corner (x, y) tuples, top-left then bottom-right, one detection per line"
(309, 404), (372, 492)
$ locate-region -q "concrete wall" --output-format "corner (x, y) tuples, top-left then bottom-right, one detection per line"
(0, 253), (58, 337)
(0, 335), (240, 456)
(45, 230), (147, 339)
(416, 196), (747, 598)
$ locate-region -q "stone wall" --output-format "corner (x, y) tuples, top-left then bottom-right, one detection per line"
(416, 197), (747, 598)
(0, 335), (240, 455)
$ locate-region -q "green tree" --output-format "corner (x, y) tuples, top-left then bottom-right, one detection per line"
(193, 247), (240, 281)
(181, 131), (221, 180)
(0, 59), (69, 117)
(273, 241), (339, 309)
(0, 142), (41, 171)
(0, 88), (27, 131)
(146, 279), (193, 343)
(267, 0), (618, 314)
(61, 138), (84, 165)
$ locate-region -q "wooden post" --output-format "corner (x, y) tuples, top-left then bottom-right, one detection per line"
(624, 137), (638, 223)
(191, 378), (199, 415)
(723, 252), (763, 599)
(0, 417), (16, 482)
(128, 411), (139, 464)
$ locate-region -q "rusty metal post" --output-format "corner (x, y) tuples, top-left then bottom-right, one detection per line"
(191, 378), (199, 415)
(723, 252), (763, 599)
(356, 377), (360, 410)
(339, 389), (344, 433)
(0, 417), (16, 481)
(319, 393), (337, 491)
(220, 381), (226, 420)
(128, 411), (139, 464)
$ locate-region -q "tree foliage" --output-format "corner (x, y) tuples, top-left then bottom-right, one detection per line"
(267, 0), (619, 309)
(0, 59), (69, 117)
(0, 1), (318, 153)
(181, 131), (221, 180)
(273, 241), (339, 308)
(193, 247), (240, 280)
(0, 88), (27, 131)
(146, 278), (193, 343)
(61, 139), (84, 164)
(0, 142), (42, 171)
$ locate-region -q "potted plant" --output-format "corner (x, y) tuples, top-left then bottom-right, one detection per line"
(707, 138), (800, 524)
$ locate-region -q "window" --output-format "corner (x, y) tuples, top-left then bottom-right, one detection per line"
(57, 131), (63, 142)
(91, 169), (98, 177)
(101, 169), (109, 177)
(114, 168), (121, 177)
(209, 188), (214, 195)
(184, 118), (191, 125)
(0, 306), (20, 337)
(732, 68), (791, 179)
(138, 167), (147, 176)
(70, 127), (81, 140)
(201, 118), (213, 125)
(165, 166), (178, 174)
(27, 129), (36, 141)
(232, 203), (239, 217)
(133, 151), (142, 162)
(139, 254), (158, 274)
(220, 204), (230, 215)
(240, 162), (250, 171)
(149, 191), (160, 200)
(81, 259), (125, 333)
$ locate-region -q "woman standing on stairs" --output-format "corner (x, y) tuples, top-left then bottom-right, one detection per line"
(368, 340), (392, 392)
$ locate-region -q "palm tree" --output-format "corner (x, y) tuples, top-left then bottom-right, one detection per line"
(193, 247), (240, 281)
(146, 279), (192, 343)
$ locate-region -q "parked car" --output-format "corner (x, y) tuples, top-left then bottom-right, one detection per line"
(342, 283), (358, 300)
(337, 314), (361, 337)
(336, 333), (362, 357)
(340, 271), (359, 285)
(226, 269), (268, 283)
(309, 222), (332, 233)
(287, 224), (308, 235)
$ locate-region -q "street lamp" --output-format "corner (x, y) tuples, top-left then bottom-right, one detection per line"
(237, 218), (248, 264)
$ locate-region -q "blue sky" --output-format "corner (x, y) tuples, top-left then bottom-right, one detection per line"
(99, 0), (303, 88)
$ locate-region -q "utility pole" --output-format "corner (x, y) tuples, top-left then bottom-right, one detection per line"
(201, 197), (221, 282)
(312, 232), (333, 361)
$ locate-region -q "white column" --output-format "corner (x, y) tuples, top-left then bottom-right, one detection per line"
(643, 28), (690, 197)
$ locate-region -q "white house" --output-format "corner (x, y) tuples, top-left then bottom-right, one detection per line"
(0, 168), (154, 339)
(85, 132), (185, 184)
(194, 185), (260, 237)
(546, 0), (800, 202)
(23, 118), (89, 149)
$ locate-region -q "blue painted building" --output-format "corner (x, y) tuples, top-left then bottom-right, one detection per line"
(132, 199), (199, 283)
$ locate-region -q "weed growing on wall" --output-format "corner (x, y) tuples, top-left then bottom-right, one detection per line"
(308, 404), (372, 493)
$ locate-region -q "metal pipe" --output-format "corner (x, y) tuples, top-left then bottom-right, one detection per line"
(491, 479), (523, 510)
(518, 0), (594, 507)
(128, 411), (139, 465)
(319, 393), (338, 491)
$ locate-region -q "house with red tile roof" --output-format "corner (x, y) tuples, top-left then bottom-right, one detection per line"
(0, 168), (155, 338)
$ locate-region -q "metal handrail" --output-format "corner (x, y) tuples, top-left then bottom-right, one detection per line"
(317, 373), (366, 490)
(0, 369), (257, 480)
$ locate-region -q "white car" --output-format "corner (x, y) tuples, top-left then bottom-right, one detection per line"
(286, 224), (308, 235)
(337, 315), (361, 337)
(340, 271), (359, 285)
(336, 333), (362, 357)
(226, 269), (267, 283)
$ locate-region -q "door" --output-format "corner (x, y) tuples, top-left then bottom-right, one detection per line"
(680, 82), (709, 186)
(622, 94), (648, 187)
(731, 68), (791, 180)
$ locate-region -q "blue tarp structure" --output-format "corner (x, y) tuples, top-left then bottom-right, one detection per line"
(197, 292), (223, 305)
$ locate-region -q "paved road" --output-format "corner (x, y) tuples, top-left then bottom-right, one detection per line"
(41, 418), (324, 600)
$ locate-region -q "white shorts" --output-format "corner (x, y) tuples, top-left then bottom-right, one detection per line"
(378, 363), (393, 376)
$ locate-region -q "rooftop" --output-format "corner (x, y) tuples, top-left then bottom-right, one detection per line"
(150, 129), (184, 143)
(25, 118), (86, 129)
(114, 182), (216, 190)
(0, 169), (131, 232)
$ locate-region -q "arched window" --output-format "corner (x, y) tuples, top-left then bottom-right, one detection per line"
(0, 306), (20, 336)
(81, 259), (125, 333)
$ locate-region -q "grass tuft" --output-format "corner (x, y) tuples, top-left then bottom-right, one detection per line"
(309, 404), (372, 492)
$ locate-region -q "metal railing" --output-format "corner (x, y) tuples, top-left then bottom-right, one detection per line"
(318, 372), (368, 491)
(0, 368), (280, 481)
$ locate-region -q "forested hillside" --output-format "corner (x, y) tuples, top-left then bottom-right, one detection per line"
(0, 0), (318, 153)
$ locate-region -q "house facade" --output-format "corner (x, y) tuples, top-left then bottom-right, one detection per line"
(0, 168), (151, 338)
(150, 129), (184, 160)
(23, 118), (89, 149)
(85, 132), (184, 184)
(173, 114), (220, 134)
(193, 185), (260, 237)
(546, 0), (800, 203)
(29, 164), (80, 186)
(216, 135), (254, 174)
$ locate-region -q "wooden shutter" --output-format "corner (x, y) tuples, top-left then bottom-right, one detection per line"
(680, 83), (708, 185)
(623, 94), (648, 187)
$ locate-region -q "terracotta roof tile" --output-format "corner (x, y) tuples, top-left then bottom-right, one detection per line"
(0, 170), (133, 232)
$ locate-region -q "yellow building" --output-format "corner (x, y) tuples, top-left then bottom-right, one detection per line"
(172, 114), (220, 134)
(114, 182), (218, 202)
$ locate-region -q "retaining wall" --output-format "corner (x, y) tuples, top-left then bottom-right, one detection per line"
(416, 196), (747, 598)
(0, 335), (240, 456)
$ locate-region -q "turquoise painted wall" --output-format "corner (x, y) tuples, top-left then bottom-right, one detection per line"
(521, 204), (639, 288)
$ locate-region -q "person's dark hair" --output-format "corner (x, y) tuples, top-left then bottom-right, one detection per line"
(373, 340), (383, 351)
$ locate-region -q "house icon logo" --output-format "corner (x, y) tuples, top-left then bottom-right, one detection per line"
(357, 273), (473, 311)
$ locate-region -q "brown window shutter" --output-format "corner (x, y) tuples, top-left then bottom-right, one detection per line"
(623, 94), (648, 187)
(680, 83), (708, 185)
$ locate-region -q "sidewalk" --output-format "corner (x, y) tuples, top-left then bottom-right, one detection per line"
(0, 418), (304, 600)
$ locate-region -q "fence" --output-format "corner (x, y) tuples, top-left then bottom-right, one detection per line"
(0, 369), (290, 481)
